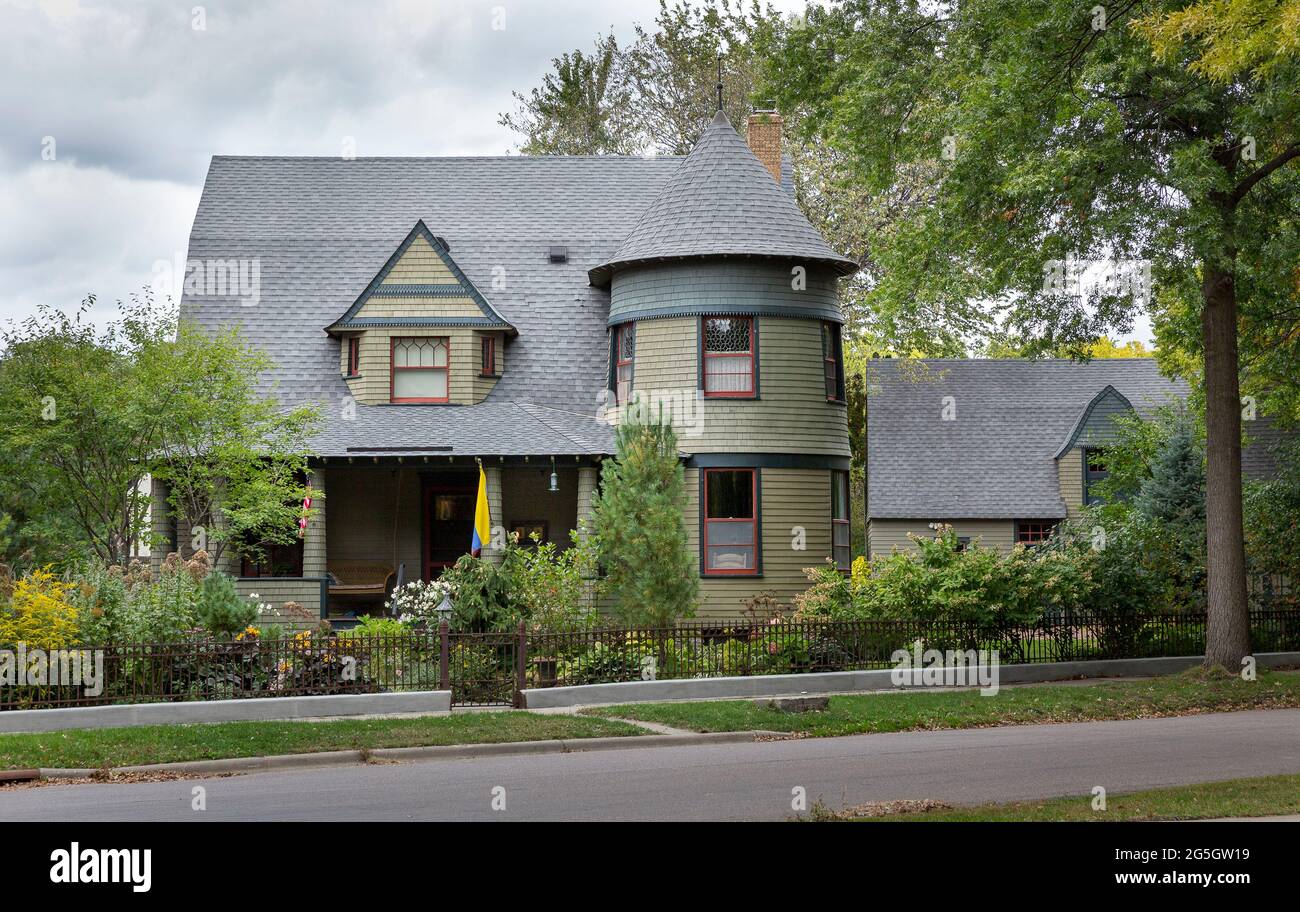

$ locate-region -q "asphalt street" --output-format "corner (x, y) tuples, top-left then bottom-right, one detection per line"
(3, 709), (1298, 821)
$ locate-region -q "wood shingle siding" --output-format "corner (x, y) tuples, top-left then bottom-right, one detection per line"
(629, 316), (850, 457)
(1057, 449), (1084, 519)
(867, 519), (1016, 557)
(684, 467), (835, 617)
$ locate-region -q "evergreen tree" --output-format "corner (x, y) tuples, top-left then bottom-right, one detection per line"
(1134, 420), (1207, 528)
(590, 411), (698, 625)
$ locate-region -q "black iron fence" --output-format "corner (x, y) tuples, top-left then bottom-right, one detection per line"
(3, 609), (1299, 711)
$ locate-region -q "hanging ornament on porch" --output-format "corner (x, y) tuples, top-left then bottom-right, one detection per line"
(297, 484), (313, 539)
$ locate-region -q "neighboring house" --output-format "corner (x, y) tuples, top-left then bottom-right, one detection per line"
(865, 357), (1287, 556)
(151, 108), (858, 619)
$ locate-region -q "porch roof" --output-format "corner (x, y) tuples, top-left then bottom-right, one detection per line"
(308, 400), (615, 458)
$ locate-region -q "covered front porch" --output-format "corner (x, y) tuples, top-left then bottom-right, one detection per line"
(234, 456), (602, 626)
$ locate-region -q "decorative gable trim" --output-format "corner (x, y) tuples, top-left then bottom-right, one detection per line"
(1054, 384), (1135, 458)
(326, 220), (515, 335)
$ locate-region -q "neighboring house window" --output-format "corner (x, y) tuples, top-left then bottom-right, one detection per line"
(346, 337), (360, 376)
(831, 470), (850, 571)
(391, 337), (450, 403)
(1084, 447), (1109, 505)
(703, 468), (758, 574)
(702, 316), (755, 397)
(1015, 520), (1056, 546)
(481, 336), (496, 376)
(615, 323), (635, 404)
(822, 322), (845, 401)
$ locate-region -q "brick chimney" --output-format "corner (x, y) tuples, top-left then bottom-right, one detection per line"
(746, 110), (783, 182)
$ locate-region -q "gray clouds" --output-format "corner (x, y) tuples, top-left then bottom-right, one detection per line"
(0, 0), (806, 327)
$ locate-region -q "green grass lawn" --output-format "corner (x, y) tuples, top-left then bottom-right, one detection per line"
(830, 773), (1300, 821)
(583, 669), (1300, 738)
(0, 712), (642, 771)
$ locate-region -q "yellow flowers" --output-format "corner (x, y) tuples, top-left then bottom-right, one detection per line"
(235, 625), (261, 641)
(0, 568), (79, 651)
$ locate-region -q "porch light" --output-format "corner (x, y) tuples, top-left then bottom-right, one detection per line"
(549, 456), (559, 493)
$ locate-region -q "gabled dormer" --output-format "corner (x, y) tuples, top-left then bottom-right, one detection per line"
(327, 221), (515, 405)
(1055, 384), (1135, 516)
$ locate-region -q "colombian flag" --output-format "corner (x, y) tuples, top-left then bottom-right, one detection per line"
(471, 464), (490, 557)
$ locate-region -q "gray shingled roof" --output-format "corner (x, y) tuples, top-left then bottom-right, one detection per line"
(866, 359), (1189, 520)
(183, 155), (682, 456)
(588, 111), (858, 285)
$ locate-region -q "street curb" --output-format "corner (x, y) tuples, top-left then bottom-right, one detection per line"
(34, 730), (773, 781)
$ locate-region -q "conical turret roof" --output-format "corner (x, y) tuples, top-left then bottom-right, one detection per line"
(589, 110), (858, 285)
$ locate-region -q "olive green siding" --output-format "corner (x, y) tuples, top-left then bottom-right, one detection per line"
(1058, 449), (1085, 519)
(624, 316), (849, 457)
(340, 327), (501, 405)
(867, 519), (1017, 557)
(684, 467), (836, 617)
(608, 261), (841, 324)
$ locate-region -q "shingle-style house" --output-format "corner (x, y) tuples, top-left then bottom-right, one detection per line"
(152, 109), (858, 620)
(864, 357), (1288, 556)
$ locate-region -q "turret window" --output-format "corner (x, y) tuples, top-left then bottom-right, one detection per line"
(703, 468), (759, 574)
(822, 322), (845, 402)
(832, 470), (850, 570)
(391, 337), (449, 403)
(703, 316), (755, 397)
(615, 323), (635, 404)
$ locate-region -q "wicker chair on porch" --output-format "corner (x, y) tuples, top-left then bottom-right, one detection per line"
(327, 561), (396, 604)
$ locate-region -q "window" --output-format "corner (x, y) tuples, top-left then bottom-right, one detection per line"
(822, 322), (845, 401)
(703, 469), (758, 574)
(1015, 520), (1056, 546)
(702, 317), (755, 397)
(955, 536), (972, 552)
(391, 337), (449, 403)
(346, 337), (360, 376)
(614, 323), (635, 404)
(831, 470), (850, 570)
(240, 539), (304, 578)
(1084, 447), (1109, 505)
(481, 336), (496, 376)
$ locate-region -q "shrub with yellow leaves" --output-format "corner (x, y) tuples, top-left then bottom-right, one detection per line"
(0, 568), (80, 651)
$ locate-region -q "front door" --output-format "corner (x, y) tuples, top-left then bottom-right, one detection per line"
(423, 479), (477, 579)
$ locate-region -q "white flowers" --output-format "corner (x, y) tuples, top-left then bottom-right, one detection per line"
(386, 579), (453, 624)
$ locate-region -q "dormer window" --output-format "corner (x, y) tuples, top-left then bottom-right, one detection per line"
(702, 316), (755, 398)
(391, 337), (449, 403)
(346, 337), (360, 377)
(481, 336), (496, 376)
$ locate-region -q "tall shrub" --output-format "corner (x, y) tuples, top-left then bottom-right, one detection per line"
(591, 410), (697, 625)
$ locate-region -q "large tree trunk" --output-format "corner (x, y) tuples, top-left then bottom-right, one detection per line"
(1201, 264), (1251, 668)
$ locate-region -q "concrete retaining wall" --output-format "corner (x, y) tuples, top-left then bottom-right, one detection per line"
(0, 690), (452, 734)
(521, 652), (1300, 709)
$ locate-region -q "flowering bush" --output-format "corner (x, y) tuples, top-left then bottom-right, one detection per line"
(386, 578), (454, 627)
(0, 568), (79, 650)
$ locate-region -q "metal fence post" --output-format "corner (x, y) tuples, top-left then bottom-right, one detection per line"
(514, 619), (528, 708)
(439, 620), (450, 692)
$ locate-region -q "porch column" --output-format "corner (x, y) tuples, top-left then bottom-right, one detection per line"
(483, 465), (504, 564)
(576, 466), (598, 544)
(148, 476), (173, 578)
(303, 469), (327, 578)
(576, 466), (599, 606)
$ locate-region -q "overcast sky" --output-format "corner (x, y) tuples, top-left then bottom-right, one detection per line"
(0, 0), (810, 330)
(1, 0), (1150, 345)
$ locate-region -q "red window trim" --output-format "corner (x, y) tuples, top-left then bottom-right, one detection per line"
(346, 337), (360, 376)
(702, 467), (758, 576)
(702, 316), (755, 398)
(481, 336), (496, 376)
(615, 324), (634, 404)
(390, 336), (450, 404)
(1014, 520), (1055, 545)
(831, 470), (850, 572)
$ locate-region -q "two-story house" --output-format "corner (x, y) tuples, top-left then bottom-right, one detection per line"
(151, 108), (858, 620)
